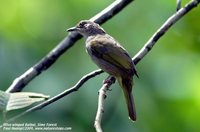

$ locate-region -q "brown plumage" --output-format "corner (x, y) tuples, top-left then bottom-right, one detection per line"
(67, 20), (138, 121)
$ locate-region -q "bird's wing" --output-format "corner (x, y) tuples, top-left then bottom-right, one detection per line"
(89, 36), (134, 75)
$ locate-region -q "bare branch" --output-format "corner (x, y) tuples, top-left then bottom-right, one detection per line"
(94, 77), (115, 132)
(133, 0), (200, 65)
(3, 69), (103, 123)
(6, 0), (134, 93)
(94, 85), (107, 132)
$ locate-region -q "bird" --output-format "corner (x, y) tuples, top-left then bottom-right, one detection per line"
(67, 20), (138, 121)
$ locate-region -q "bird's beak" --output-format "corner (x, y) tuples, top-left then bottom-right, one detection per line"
(67, 27), (77, 32)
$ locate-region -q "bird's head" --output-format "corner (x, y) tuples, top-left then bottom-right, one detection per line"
(67, 20), (106, 37)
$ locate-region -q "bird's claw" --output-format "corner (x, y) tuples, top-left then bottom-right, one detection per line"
(103, 76), (115, 84)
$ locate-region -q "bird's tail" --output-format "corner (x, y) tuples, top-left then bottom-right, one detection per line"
(117, 76), (136, 121)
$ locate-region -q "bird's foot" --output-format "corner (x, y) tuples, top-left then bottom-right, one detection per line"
(103, 76), (115, 91)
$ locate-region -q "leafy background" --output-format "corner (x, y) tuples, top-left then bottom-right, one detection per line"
(0, 0), (200, 132)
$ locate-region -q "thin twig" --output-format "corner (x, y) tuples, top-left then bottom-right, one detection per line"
(94, 85), (108, 132)
(94, 77), (115, 132)
(94, 85), (107, 132)
(6, 0), (134, 93)
(133, 0), (200, 65)
(177, 0), (182, 11)
(3, 70), (103, 124)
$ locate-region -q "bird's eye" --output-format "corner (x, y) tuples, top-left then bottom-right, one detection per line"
(79, 23), (84, 27)
(79, 22), (87, 27)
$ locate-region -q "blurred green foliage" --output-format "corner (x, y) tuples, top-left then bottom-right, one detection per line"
(0, 0), (200, 132)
